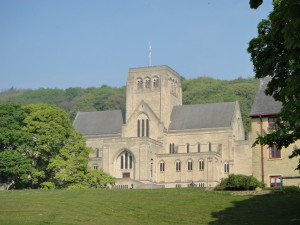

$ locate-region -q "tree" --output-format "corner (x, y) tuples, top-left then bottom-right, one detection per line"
(0, 103), (33, 151)
(0, 150), (32, 189)
(23, 104), (115, 189)
(248, 0), (300, 169)
(46, 130), (114, 189)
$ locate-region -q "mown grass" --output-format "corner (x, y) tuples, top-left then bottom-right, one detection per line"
(0, 188), (299, 225)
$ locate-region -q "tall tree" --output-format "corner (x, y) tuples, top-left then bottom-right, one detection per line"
(248, 0), (300, 169)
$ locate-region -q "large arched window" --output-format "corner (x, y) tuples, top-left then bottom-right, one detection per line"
(137, 113), (149, 137)
(120, 151), (133, 170)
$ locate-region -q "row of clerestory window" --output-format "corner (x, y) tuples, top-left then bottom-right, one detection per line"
(159, 160), (205, 172)
(137, 77), (159, 89)
(169, 143), (214, 153)
(160, 160), (229, 173)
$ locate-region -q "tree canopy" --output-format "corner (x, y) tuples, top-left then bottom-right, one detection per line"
(248, 0), (300, 169)
(0, 103), (114, 189)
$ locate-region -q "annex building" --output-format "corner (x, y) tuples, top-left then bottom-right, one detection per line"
(250, 77), (300, 187)
(74, 66), (252, 188)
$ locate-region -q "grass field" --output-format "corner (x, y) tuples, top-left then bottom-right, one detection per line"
(0, 188), (299, 225)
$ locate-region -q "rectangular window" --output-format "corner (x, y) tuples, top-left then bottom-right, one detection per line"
(270, 176), (281, 187)
(176, 162), (181, 172)
(187, 144), (189, 153)
(146, 119), (149, 137)
(198, 144), (201, 152)
(269, 145), (281, 158)
(137, 120), (140, 137)
(142, 119), (145, 136)
(188, 161), (193, 171)
(169, 143), (175, 154)
(199, 160), (204, 171)
(160, 162), (165, 172)
(208, 142), (212, 152)
(93, 165), (98, 170)
(268, 117), (277, 130)
(121, 156), (124, 169)
(224, 163), (229, 173)
(125, 152), (128, 169)
(129, 156), (133, 169)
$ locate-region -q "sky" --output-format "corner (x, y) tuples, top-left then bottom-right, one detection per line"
(0, 0), (273, 91)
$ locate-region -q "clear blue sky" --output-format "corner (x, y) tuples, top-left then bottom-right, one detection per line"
(0, 0), (273, 90)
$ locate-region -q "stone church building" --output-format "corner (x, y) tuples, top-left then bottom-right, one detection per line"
(74, 66), (252, 188)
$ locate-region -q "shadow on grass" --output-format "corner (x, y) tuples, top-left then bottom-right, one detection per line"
(209, 192), (300, 225)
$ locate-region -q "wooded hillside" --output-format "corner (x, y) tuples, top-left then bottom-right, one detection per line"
(0, 77), (259, 131)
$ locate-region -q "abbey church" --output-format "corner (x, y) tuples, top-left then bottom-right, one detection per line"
(74, 65), (252, 188)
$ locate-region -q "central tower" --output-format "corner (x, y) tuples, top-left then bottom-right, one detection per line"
(126, 66), (182, 129)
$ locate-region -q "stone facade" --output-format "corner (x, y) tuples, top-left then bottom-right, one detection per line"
(74, 65), (252, 188)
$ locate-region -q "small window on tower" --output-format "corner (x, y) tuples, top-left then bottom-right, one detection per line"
(145, 78), (151, 88)
(153, 77), (159, 88)
(137, 78), (143, 89)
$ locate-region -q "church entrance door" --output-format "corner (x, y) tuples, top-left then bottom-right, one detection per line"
(123, 172), (130, 178)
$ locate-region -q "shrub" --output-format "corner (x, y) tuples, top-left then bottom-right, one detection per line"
(216, 174), (265, 191)
(41, 182), (56, 189)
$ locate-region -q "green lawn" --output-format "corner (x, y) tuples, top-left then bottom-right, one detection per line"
(0, 188), (299, 225)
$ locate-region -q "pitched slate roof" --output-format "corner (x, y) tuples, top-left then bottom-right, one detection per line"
(73, 110), (125, 135)
(168, 102), (236, 130)
(250, 77), (282, 116)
